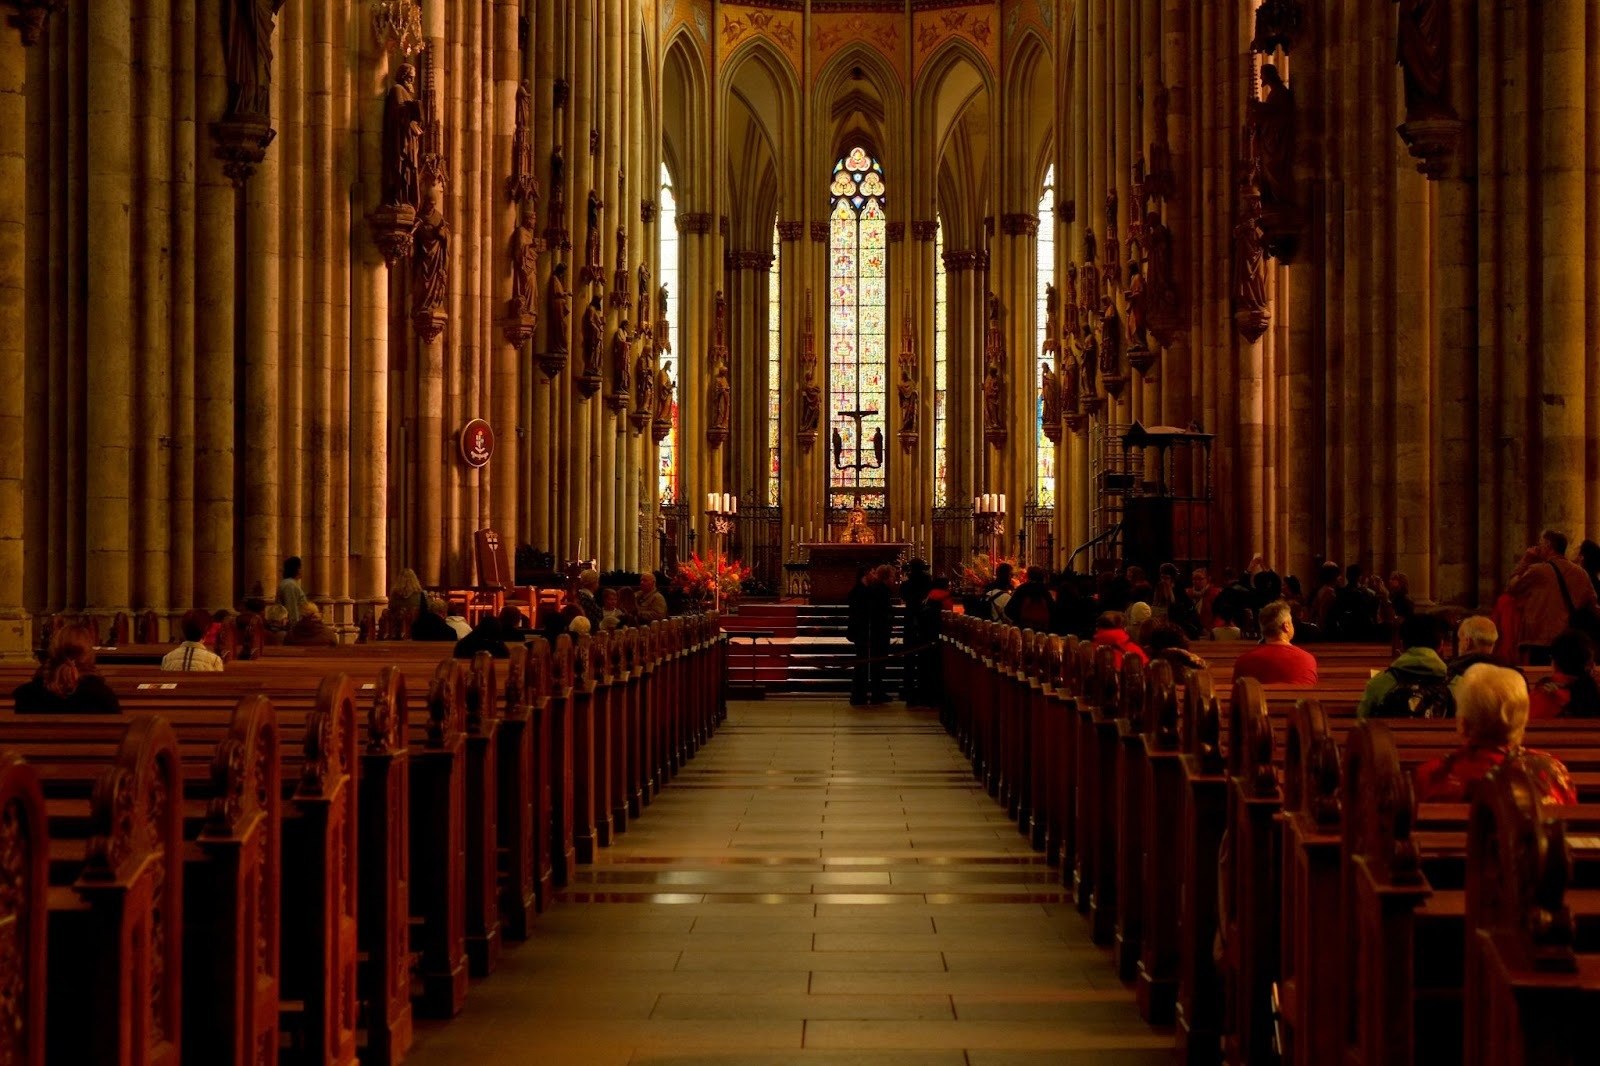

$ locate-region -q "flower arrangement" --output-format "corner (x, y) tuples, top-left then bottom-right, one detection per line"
(672, 552), (751, 609)
(958, 552), (1019, 593)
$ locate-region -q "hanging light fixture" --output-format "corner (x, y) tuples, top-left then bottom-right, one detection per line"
(371, 0), (426, 57)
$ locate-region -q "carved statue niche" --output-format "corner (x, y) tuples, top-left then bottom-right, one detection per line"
(1098, 294), (1126, 397)
(547, 144), (567, 242)
(1249, 64), (1298, 213)
(224, 0), (288, 120)
(1062, 349), (1083, 419)
(411, 190), (450, 338)
(581, 189), (604, 282)
(381, 62), (424, 209)
(1232, 178), (1271, 342)
(579, 295), (605, 395)
(982, 363), (1004, 442)
(800, 377), (822, 441)
(636, 262), (651, 328)
(1142, 210), (1179, 342)
(507, 81), (540, 204)
(546, 262), (571, 356)
(611, 227), (630, 308)
(711, 289), (729, 353)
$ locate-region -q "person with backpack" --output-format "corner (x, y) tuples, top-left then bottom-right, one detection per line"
(1506, 529), (1600, 664)
(984, 563), (1015, 621)
(1004, 566), (1055, 631)
(1358, 612), (1453, 719)
(1528, 628), (1600, 718)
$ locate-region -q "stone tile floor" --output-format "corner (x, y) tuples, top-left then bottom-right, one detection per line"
(405, 699), (1172, 1065)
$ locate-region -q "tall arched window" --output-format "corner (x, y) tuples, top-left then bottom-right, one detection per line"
(828, 147), (887, 509)
(934, 217), (949, 508)
(657, 161), (680, 504)
(766, 223), (781, 506)
(1035, 165), (1056, 508)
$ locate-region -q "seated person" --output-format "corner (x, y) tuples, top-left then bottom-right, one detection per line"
(598, 587), (624, 632)
(1413, 663), (1577, 805)
(1207, 599), (1245, 641)
(1142, 620), (1208, 674)
(13, 621), (120, 714)
(454, 616), (510, 660)
(412, 596), (457, 642)
(444, 608), (472, 640)
(161, 608), (225, 672)
(497, 606), (530, 644)
(636, 573), (669, 623)
(388, 567), (428, 614)
(1125, 601), (1153, 642)
(1232, 600), (1318, 685)
(1091, 611), (1149, 669)
(262, 603), (290, 645)
(286, 601), (339, 647)
(1357, 613), (1451, 719)
(1529, 628), (1600, 718)
(574, 570), (604, 629)
(1005, 566), (1055, 631)
(1448, 614), (1507, 681)
(618, 587), (641, 628)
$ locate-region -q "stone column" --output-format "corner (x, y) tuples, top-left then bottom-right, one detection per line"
(1539, 0), (1586, 535)
(353, 13), (391, 612)
(492, 0), (521, 550)
(85, 0), (134, 619)
(0, 11), (35, 650)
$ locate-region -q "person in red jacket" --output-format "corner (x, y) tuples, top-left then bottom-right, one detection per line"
(1413, 663), (1577, 806)
(1232, 600), (1318, 685)
(1091, 611), (1149, 668)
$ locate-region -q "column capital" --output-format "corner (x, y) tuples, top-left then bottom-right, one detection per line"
(885, 221), (904, 243)
(1000, 212), (1039, 237)
(640, 199), (657, 223)
(679, 211), (713, 235)
(776, 220), (804, 241)
(942, 250), (981, 272)
(911, 220), (937, 241)
(6, 0), (62, 46)
(809, 221), (828, 243)
(726, 249), (774, 272)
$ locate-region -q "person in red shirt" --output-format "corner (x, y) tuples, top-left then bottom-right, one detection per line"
(1091, 611), (1149, 669)
(1231, 600), (1318, 685)
(1413, 663), (1577, 806)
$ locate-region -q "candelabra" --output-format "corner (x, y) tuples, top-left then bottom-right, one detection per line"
(973, 493), (1007, 562)
(705, 493), (738, 614)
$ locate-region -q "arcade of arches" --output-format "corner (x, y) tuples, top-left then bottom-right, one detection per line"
(2, 0), (1599, 643)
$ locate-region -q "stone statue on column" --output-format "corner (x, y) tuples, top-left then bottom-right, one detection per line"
(382, 64), (424, 210)
(982, 293), (1007, 446)
(1396, 0), (1449, 118)
(1142, 210), (1180, 346)
(611, 226), (630, 309)
(707, 360), (732, 448)
(712, 289), (729, 353)
(1098, 294), (1126, 397)
(581, 189), (604, 283)
(1233, 178), (1271, 342)
(1043, 283), (1059, 356)
(636, 262), (651, 329)
(897, 367), (918, 443)
(223, 0), (287, 120)
(1393, 0), (1460, 179)
(1247, 64), (1299, 253)
(546, 263), (571, 355)
(547, 145), (568, 247)
(798, 288), (820, 449)
(412, 191), (450, 340)
(653, 360), (675, 443)
(633, 342), (656, 431)
(579, 295), (605, 396)
(1080, 323), (1099, 403)
(1041, 361), (1061, 441)
(608, 320), (632, 411)
(654, 284), (672, 357)
(507, 209), (541, 341)
(1062, 349), (1084, 432)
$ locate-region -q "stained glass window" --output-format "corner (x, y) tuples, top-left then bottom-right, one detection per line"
(934, 218), (949, 508)
(1035, 166), (1056, 509)
(658, 162), (680, 505)
(828, 147), (887, 510)
(766, 224), (781, 506)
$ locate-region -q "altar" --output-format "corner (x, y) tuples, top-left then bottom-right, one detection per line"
(804, 542), (908, 602)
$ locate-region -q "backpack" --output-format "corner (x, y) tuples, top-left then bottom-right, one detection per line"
(1376, 666), (1455, 719)
(986, 589), (1011, 622)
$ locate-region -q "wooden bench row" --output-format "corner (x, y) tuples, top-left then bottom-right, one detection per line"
(0, 613), (727, 1066)
(938, 613), (1598, 1066)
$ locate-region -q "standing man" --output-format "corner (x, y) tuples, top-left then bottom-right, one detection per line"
(636, 573), (669, 623)
(847, 568), (874, 706)
(276, 556), (309, 625)
(1507, 529), (1598, 664)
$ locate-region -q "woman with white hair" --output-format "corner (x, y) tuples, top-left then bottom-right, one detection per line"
(1412, 663), (1576, 805)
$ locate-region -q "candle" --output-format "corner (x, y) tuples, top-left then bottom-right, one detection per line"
(578, 537), (584, 561)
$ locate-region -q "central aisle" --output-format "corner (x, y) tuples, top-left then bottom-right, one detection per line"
(407, 699), (1171, 1065)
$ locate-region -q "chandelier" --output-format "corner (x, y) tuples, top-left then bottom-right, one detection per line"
(371, 0), (426, 57)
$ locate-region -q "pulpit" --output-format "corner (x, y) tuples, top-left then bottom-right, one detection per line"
(804, 542), (908, 603)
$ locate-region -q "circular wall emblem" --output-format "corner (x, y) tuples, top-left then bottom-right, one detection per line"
(459, 419), (494, 468)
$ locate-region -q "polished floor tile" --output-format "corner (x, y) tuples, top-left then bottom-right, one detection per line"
(404, 698), (1171, 1063)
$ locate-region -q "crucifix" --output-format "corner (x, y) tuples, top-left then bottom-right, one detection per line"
(831, 409), (884, 473)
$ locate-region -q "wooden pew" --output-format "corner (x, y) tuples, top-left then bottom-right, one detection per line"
(0, 750), (52, 1066)
(1465, 758), (1600, 1066)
